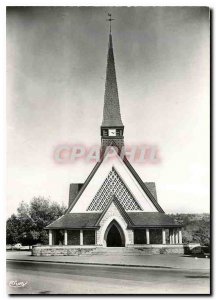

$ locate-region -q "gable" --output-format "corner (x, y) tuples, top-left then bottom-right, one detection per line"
(96, 199), (132, 246)
(88, 167), (142, 211)
(69, 151), (161, 213)
(98, 201), (128, 227)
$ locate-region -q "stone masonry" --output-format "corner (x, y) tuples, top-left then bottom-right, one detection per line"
(96, 201), (134, 246)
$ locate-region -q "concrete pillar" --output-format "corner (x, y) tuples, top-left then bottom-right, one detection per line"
(173, 230), (176, 244)
(162, 228), (166, 244)
(128, 230), (134, 245)
(95, 230), (97, 245)
(49, 229), (53, 246)
(146, 228), (150, 244)
(169, 229), (173, 244)
(172, 229), (175, 244)
(178, 229), (182, 244)
(175, 229), (179, 244)
(64, 230), (68, 246)
(80, 229), (83, 246)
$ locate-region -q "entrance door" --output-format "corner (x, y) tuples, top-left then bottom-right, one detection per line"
(106, 223), (124, 247)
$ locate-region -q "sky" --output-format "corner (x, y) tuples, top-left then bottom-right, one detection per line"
(7, 6), (210, 216)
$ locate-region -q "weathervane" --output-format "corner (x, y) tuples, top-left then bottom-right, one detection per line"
(106, 13), (115, 33)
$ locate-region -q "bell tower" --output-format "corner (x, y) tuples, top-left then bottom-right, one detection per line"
(101, 15), (124, 150)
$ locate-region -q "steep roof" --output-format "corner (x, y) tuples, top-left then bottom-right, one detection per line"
(102, 33), (123, 127)
(68, 183), (83, 208)
(144, 182), (157, 201)
(122, 156), (164, 213)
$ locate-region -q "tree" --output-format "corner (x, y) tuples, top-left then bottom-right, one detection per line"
(171, 213), (210, 246)
(6, 214), (22, 245)
(6, 197), (66, 246)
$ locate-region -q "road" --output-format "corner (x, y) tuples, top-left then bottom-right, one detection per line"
(7, 260), (210, 294)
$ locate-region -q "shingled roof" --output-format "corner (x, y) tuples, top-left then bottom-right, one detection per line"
(122, 156), (164, 213)
(46, 204), (180, 230)
(144, 182), (157, 201)
(127, 212), (180, 228)
(46, 213), (101, 229)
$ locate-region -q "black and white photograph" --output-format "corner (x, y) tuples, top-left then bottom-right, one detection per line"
(6, 6), (210, 295)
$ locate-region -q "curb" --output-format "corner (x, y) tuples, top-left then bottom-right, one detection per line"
(7, 258), (208, 271)
(7, 258), (175, 269)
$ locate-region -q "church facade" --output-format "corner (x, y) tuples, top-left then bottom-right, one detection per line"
(33, 25), (184, 256)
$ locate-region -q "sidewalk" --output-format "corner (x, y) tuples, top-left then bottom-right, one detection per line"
(6, 251), (210, 271)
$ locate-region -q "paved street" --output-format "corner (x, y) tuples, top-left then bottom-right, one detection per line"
(6, 250), (210, 270)
(7, 260), (210, 294)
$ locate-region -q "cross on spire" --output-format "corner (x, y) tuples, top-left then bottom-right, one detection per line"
(106, 13), (115, 33)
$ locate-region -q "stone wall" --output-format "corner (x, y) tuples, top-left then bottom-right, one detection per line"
(129, 244), (185, 255)
(32, 245), (97, 256)
(32, 244), (185, 256)
(127, 229), (134, 244)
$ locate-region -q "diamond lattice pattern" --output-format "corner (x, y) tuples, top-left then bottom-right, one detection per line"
(87, 168), (142, 211)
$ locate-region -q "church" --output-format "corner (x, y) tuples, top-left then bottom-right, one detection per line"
(33, 18), (184, 256)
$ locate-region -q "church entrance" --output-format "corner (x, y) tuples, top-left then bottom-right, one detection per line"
(105, 221), (125, 247)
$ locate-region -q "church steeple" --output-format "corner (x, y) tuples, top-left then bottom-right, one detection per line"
(101, 15), (124, 150)
(102, 33), (123, 127)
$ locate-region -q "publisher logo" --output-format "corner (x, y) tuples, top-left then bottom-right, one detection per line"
(9, 280), (28, 288)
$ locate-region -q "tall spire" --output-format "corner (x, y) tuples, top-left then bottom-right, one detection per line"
(102, 27), (123, 127)
(101, 15), (124, 151)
